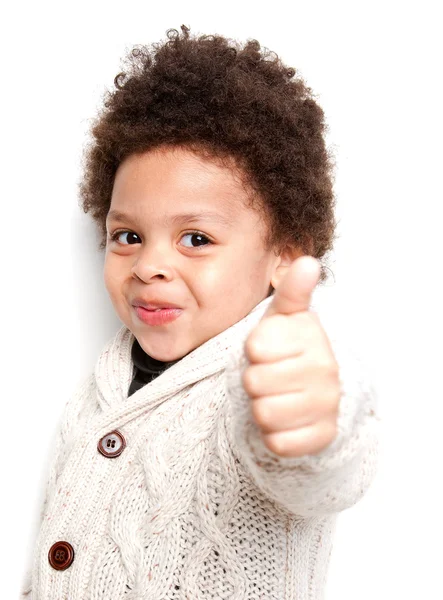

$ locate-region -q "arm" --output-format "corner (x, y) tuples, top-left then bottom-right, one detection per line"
(225, 335), (381, 518)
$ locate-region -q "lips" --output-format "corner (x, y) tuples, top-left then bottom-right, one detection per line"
(132, 298), (182, 310)
(134, 305), (183, 326)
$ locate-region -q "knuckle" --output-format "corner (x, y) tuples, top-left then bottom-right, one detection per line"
(319, 357), (339, 379)
(326, 387), (341, 413)
(242, 367), (259, 396)
(263, 434), (282, 455)
(330, 361), (340, 378)
(251, 400), (269, 430)
(319, 356), (333, 371)
(330, 378), (341, 404)
(245, 337), (262, 362)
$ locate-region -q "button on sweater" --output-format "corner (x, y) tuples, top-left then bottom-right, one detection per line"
(20, 294), (380, 599)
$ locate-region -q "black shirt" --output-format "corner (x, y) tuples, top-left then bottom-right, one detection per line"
(127, 337), (180, 397)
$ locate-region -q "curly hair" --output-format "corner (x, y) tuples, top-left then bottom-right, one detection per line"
(79, 24), (338, 285)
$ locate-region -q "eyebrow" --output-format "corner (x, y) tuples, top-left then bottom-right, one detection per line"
(106, 209), (234, 228)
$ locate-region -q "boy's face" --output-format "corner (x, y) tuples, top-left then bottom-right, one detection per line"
(104, 146), (301, 362)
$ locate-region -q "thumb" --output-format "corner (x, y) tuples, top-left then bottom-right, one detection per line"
(262, 255), (321, 319)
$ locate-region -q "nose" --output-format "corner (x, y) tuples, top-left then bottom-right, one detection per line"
(130, 244), (174, 283)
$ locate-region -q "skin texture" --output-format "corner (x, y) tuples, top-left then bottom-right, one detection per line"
(104, 146), (303, 363)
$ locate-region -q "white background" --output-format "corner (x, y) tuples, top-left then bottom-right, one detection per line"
(2, 1), (442, 598)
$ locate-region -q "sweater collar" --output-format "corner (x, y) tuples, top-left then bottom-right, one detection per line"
(92, 294), (274, 430)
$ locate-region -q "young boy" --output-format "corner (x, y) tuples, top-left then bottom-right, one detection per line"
(21, 25), (379, 599)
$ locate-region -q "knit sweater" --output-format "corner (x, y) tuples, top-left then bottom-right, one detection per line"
(20, 294), (380, 599)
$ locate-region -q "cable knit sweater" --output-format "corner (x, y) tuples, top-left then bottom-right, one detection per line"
(20, 294), (380, 599)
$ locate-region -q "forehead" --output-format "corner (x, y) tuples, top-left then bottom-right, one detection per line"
(110, 146), (252, 216)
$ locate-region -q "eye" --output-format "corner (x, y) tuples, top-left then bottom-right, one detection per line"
(108, 230), (212, 248)
(109, 231), (140, 245)
(180, 231), (212, 248)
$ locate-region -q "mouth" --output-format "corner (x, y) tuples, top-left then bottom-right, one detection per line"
(133, 305), (183, 326)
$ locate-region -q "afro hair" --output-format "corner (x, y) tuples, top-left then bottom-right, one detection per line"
(79, 24), (338, 284)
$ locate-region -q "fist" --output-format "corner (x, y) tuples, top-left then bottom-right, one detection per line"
(242, 256), (341, 458)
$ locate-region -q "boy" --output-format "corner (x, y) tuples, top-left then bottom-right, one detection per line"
(21, 24), (379, 599)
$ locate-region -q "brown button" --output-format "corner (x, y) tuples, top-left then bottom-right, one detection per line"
(97, 430), (126, 458)
(48, 541), (74, 570)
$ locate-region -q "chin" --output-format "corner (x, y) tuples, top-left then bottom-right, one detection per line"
(138, 339), (191, 363)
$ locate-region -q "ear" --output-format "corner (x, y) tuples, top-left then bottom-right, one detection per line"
(270, 245), (306, 291)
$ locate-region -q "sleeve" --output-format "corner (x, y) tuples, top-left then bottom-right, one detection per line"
(225, 332), (381, 518)
(19, 373), (96, 599)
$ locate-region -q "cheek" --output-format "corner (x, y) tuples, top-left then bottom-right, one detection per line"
(247, 245), (276, 279)
(188, 260), (235, 303)
(201, 263), (253, 310)
(210, 258), (240, 284)
(103, 256), (123, 296)
(192, 266), (221, 293)
(247, 258), (270, 286)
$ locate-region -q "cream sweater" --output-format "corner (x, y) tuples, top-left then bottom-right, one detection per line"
(20, 294), (380, 599)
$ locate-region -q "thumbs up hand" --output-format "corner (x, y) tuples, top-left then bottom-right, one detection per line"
(242, 256), (341, 458)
